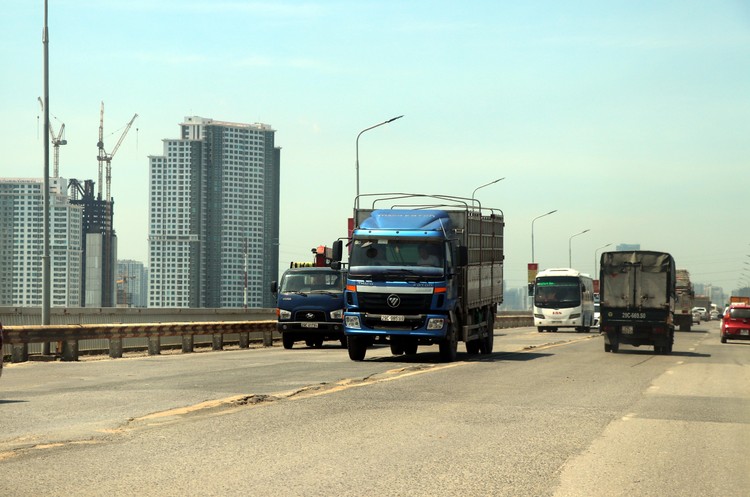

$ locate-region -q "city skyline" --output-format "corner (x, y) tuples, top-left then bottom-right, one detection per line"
(1, 1), (749, 292)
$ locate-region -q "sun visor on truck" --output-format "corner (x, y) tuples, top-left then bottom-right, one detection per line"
(360, 209), (453, 232)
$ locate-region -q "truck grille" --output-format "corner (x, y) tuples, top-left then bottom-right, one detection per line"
(294, 310), (325, 322)
(357, 293), (432, 314)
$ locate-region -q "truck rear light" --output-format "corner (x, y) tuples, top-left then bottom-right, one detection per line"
(652, 326), (666, 334)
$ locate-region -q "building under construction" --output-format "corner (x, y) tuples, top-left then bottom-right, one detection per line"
(68, 178), (117, 307)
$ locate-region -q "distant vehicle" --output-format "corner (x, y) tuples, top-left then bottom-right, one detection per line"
(532, 268), (595, 333)
(692, 306), (708, 321)
(673, 269), (694, 331)
(720, 303), (750, 343)
(692, 310), (701, 324)
(599, 250), (676, 354)
(710, 309), (719, 320)
(593, 303), (601, 328)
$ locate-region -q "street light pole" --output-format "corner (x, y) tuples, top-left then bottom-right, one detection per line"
(531, 210), (557, 263)
(594, 243), (612, 277)
(568, 229), (591, 268)
(42, 0), (51, 327)
(355, 115), (403, 198)
(471, 177), (505, 203)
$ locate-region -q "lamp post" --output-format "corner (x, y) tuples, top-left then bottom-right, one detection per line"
(568, 229), (590, 268)
(355, 115), (403, 197)
(471, 177), (505, 202)
(531, 210), (557, 263)
(594, 243), (612, 277)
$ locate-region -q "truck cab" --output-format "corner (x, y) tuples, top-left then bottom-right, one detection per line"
(271, 266), (346, 349)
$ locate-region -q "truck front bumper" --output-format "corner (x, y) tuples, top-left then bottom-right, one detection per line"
(343, 312), (447, 338)
(277, 322), (344, 333)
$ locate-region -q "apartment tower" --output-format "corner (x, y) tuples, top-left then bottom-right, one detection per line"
(0, 177), (83, 307)
(148, 116), (280, 308)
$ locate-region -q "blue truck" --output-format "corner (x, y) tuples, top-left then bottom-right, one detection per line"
(332, 193), (504, 362)
(271, 263), (346, 349)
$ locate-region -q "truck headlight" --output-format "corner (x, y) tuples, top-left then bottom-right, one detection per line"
(330, 309), (343, 320)
(427, 318), (445, 330)
(279, 309), (291, 320)
(344, 315), (361, 329)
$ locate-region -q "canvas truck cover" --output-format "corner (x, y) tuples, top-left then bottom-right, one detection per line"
(600, 251), (675, 309)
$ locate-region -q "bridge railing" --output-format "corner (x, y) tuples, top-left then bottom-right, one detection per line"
(1, 308), (532, 363)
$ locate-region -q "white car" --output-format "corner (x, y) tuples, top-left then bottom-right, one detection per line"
(593, 303), (600, 328)
(693, 307), (708, 321)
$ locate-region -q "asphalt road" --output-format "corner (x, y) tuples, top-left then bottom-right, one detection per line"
(1, 322), (748, 496)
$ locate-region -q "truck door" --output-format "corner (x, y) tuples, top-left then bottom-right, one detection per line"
(603, 263), (636, 308)
(638, 264), (669, 308)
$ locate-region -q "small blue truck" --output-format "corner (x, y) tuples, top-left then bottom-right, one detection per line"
(271, 265), (346, 349)
(332, 193), (504, 362)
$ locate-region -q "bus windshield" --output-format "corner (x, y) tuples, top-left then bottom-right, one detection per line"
(534, 277), (582, 308)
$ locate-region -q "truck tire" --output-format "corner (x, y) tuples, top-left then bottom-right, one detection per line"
(390, 340), (405, 355)
(282, 334), (294, 349)
(609, 334), (619, 353)
(604, 343), (611, 352)
(466, 340), (480, 354)
(404, 339), (418, 355)
(439, 323), (458, 362)
(339, 336), (347, 348)
(347, 335), (367, 361)
(480, 313), (495, 354)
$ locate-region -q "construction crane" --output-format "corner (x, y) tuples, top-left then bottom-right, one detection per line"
(96, 102), (138, 202)
(48, 120), (66, 178)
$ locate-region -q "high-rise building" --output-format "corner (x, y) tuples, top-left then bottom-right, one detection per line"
(68, 178), (118, 308)
(147, 116), (280, 308)
(616, 243), (641, 251)
(116, 259), (148, 307)
(0, 177), (83, 307)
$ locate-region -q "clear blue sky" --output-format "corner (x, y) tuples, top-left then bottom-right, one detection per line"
(2, 1), (749, 293)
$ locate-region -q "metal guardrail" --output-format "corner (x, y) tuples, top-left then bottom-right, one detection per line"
(1, 312), (533, 363)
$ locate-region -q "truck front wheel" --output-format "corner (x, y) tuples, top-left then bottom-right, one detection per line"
(439, 323), (458, 362)
(282, 334), (295, 349)
(347, 336), (368, 361)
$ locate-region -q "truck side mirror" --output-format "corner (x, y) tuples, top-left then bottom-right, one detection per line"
(270, 281), (278, 294)
(528, 283), (534, 296)
(456, 246), (468, 267)
(332, 240), (343, 263)
(331, 261), (341, 271)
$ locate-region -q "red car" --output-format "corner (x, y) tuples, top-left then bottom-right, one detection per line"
(720, 303), (750, 343)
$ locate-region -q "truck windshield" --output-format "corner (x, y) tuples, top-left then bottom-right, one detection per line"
(349, 240), (444, 268)
(534, 277), (581, 308)
(280, 271), (343, 293)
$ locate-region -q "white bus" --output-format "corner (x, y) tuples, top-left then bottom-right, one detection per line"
(533, 268), (595, 333)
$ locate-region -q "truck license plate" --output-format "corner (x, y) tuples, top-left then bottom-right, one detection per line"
(301, 322), (318, 328)
(381, 315), (405, 322)
(741, 329), (749, 336)
(622, 326), (634, 335)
